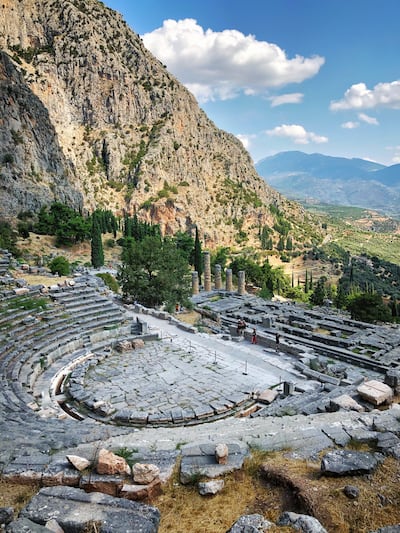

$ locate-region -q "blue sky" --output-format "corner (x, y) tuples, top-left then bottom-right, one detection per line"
(104, 0), (400, 166)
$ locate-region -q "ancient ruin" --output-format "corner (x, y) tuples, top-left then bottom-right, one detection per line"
(1, 249), (400, 530)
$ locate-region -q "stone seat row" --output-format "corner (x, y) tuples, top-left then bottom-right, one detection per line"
(0, 284), (128, 422)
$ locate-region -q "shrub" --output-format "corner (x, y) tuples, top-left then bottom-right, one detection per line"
(96, 272), (120, 293)
(48, 256), (70, 276)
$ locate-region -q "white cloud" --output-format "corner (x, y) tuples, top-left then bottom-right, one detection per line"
(341, 121), (360, 129)
(236, 133), (256, 150)
(386, 145), (400, 164)
(269, 93), (304, 107)
(330, 80), (400, 110)
(358, 112), (379, 125)
(142, 19), (325, 103)
(266, 124), (328, 144)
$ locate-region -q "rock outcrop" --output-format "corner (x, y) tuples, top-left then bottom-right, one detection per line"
(0, 0), (320, 247)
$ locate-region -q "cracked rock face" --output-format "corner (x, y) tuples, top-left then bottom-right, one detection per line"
(320, 449), (384, 476)
(16, 486), (160, 533)
(0, 0), (318, 248)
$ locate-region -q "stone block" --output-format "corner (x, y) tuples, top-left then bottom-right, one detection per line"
(66, 455), (91, 471)
(132, 463), (160, 484)
(215, 443), (229, 465)
(321, 449), (384, 476)
(80, 473), (125, 497)
(18, 486), (160, 533)
(357, 380), (393, 406)
(120, 479), (162, 501)
(257, 389), (279, 404)
(96, 449), (131, 476)
(329, 394), (364, 412)
(180, 443), (248, 484)
(198, 479), (224, 496)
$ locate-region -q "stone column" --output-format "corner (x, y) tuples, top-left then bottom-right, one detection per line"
(225, 268), (233, 292)
(191, 271), (199, 295)
(214, 264), (222, 290)
(203, 251), (211, 292)
(237, 270), (246, 295)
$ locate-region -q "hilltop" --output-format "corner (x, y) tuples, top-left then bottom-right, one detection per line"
(0, 0), (321, 250)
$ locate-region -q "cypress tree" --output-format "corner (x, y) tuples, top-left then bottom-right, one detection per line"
(91, 214), (104, 268)
(193, 227), (203, 285)
(304, 269), (309, 293)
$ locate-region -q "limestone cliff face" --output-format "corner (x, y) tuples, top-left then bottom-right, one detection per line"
(0, 0), (319, 247)
(0, 51), (82, 216)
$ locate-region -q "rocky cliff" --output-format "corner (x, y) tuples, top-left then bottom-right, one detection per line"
(0, 0), (319, 247)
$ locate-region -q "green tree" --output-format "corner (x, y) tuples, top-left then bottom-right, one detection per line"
(0, 220), (19, 255)
(335, 283), (347, 309)
(277, 236), (285, 252)
(48, 256), (70, 276)
(35, 202), (90, 245)
(211, 246), (230, 271)
(193, 227), (203, 284)
(346, 292), (392, 323)
(310, 276), (327, 306)
(174, 231), (195, 263)
(91, 214), (104, 268)
(118, 235), (191, 309)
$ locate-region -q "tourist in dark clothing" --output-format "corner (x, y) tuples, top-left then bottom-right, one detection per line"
(275, 332), (280, 351)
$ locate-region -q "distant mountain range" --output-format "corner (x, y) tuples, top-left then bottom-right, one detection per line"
(256, 151), (400, 216)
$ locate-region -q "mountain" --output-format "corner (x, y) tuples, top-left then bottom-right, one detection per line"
(373, 164), (400, 188)
(256, 151), (400, 216)
(0, 0), (321, 249)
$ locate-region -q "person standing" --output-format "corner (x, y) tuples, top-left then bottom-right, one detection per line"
(251, 328), (257, 344)
(275, 332), (281, 351)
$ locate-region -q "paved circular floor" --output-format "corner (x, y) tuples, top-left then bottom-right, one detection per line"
(65, 336), (292, 426)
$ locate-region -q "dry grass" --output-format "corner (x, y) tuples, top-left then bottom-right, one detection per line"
(16, 233), (121, 266)
(176, 310), (201, 326)
(2, 450), (400, 531)
(150, 451), (400, 533)
(0, 478), (39, 515)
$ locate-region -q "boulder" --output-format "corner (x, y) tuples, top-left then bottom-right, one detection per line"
(321, 449), (383, 476)
(198, 480), (224, 496)
(17, 486), (160, 532)
(115, 340), (132, 353)
(343, 485), (360, 499)
(227, 513), (273, 532)
(96, 449), (130, 476)
(66, 454), (91, 472)
(215, 443), (229, 465)
(257, 389), (279, 404)
(357, 380), (393, 406)
(329, 394), (364, 412)
(132, 463), (160, 484)
(13, 287), (29, 295)
(277, 511), (328, 532)
(132, 339), (145, 349)
(0, 507), (13, 526)
(44, 519), (64, 533)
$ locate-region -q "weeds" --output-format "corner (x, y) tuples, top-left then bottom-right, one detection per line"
(114, 447), (138, 467)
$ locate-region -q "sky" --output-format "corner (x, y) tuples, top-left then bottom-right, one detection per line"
(103, 0), (400, 166)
